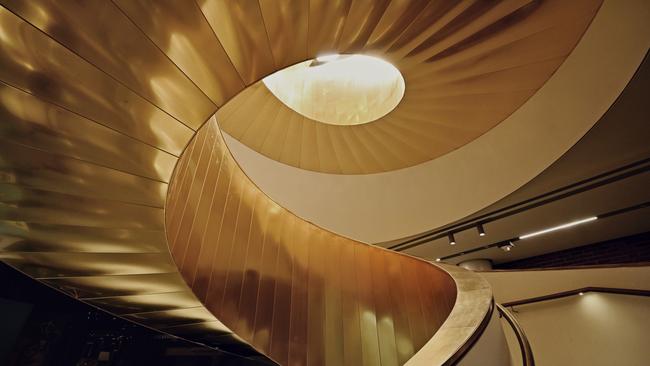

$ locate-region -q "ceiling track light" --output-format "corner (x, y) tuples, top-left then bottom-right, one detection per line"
(499, 241), (515, 252)
(448, 233), (456, 245)
(519, 216), (598, 240)
(477, 223), (486, 237)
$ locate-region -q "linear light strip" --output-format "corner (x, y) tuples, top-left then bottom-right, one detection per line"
(518, 216), (598, 240)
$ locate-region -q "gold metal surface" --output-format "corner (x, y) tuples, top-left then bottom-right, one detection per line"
(112, 0), (245, 106)
(0, 6), (193, 155)
(404, 264), (494, 365)
(166, 118), (460, 365)
(0, 1), (598, 363)
(197, 0), (276, 85)
(0, 82), (177, 182)
(217, 0), (602, 173)
(1, 0), (216, 130)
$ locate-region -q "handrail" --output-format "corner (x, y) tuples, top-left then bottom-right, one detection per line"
(502, 287), (650, 307)
(496, 303), (535, 366)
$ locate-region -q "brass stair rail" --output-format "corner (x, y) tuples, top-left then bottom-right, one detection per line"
(496, 303), (535, 366)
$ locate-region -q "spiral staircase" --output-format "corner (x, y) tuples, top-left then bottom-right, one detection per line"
(1, 1), (647, 365)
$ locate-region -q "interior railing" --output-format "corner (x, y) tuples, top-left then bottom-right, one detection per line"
(496, 303), (535, 366)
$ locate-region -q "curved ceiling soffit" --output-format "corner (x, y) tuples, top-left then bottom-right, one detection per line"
(218, 0), (603, 175)
(224, 0), (650, 243)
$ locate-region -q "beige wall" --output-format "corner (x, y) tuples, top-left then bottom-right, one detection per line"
(457, 308), (511, 366)
(482, 266), (650, 366)
(481, 266), (650, 304)
(506, 293), (650, 366)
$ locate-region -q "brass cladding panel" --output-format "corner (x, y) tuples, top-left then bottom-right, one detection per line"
(166, 118), (458, 365)
(0, 82), (177, 182)
(197, 0), (277, 85)
(0, 6), (194, 156)
(112, 0), (245, 106)
(1, 0), (216, 130)
(0, 0), (598, 362)
(217, 0), (602, 174)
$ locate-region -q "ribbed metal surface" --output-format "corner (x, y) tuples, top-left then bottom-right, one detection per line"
(215, 0), (603, 173)
(166, 117), (457, 365)
(0, 0), (601, 363)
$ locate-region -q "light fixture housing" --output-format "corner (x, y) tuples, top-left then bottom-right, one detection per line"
(499, 241), (515, 252)
(519, 216), (598, 240)
(477, 224), (486, 237)
(448, 233), (456, 245)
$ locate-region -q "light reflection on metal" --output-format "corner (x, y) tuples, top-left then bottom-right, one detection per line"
(0, 0), (602, 363)
(217, 0), (603, 173)
(167, 118), (458, 365)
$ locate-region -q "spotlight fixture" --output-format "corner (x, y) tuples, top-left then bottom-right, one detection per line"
(499, 241), (515, 252)
(448, 233), (456, 245)
(519, 216), (597, 240)
(579, 292), (584, 296)
(435, 258), (441, 262)
(477, 224), (486, 237)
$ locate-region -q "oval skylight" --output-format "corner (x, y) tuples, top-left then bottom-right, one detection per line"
(262, 54), (405, 126)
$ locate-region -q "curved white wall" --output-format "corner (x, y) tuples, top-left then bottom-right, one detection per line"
(457, 308), (512, 366)
(507, 293), (650, 366)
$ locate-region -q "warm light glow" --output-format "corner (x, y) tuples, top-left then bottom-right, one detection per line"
(477, 224), (486, 237)
(315, 53), (340, 62)
(262, 54), (405, 126)
(519, 216), (598, 240)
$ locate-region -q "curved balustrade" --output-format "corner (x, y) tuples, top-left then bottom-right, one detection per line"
(166, 117), (463, 365)
(497, 303), (535, 366)
(0, 0), (605, 364)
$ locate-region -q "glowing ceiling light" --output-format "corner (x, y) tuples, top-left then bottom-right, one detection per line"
(519, 216), (598, 240)
(262, 54), (405, 126)
(315, 53), (340, 62)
